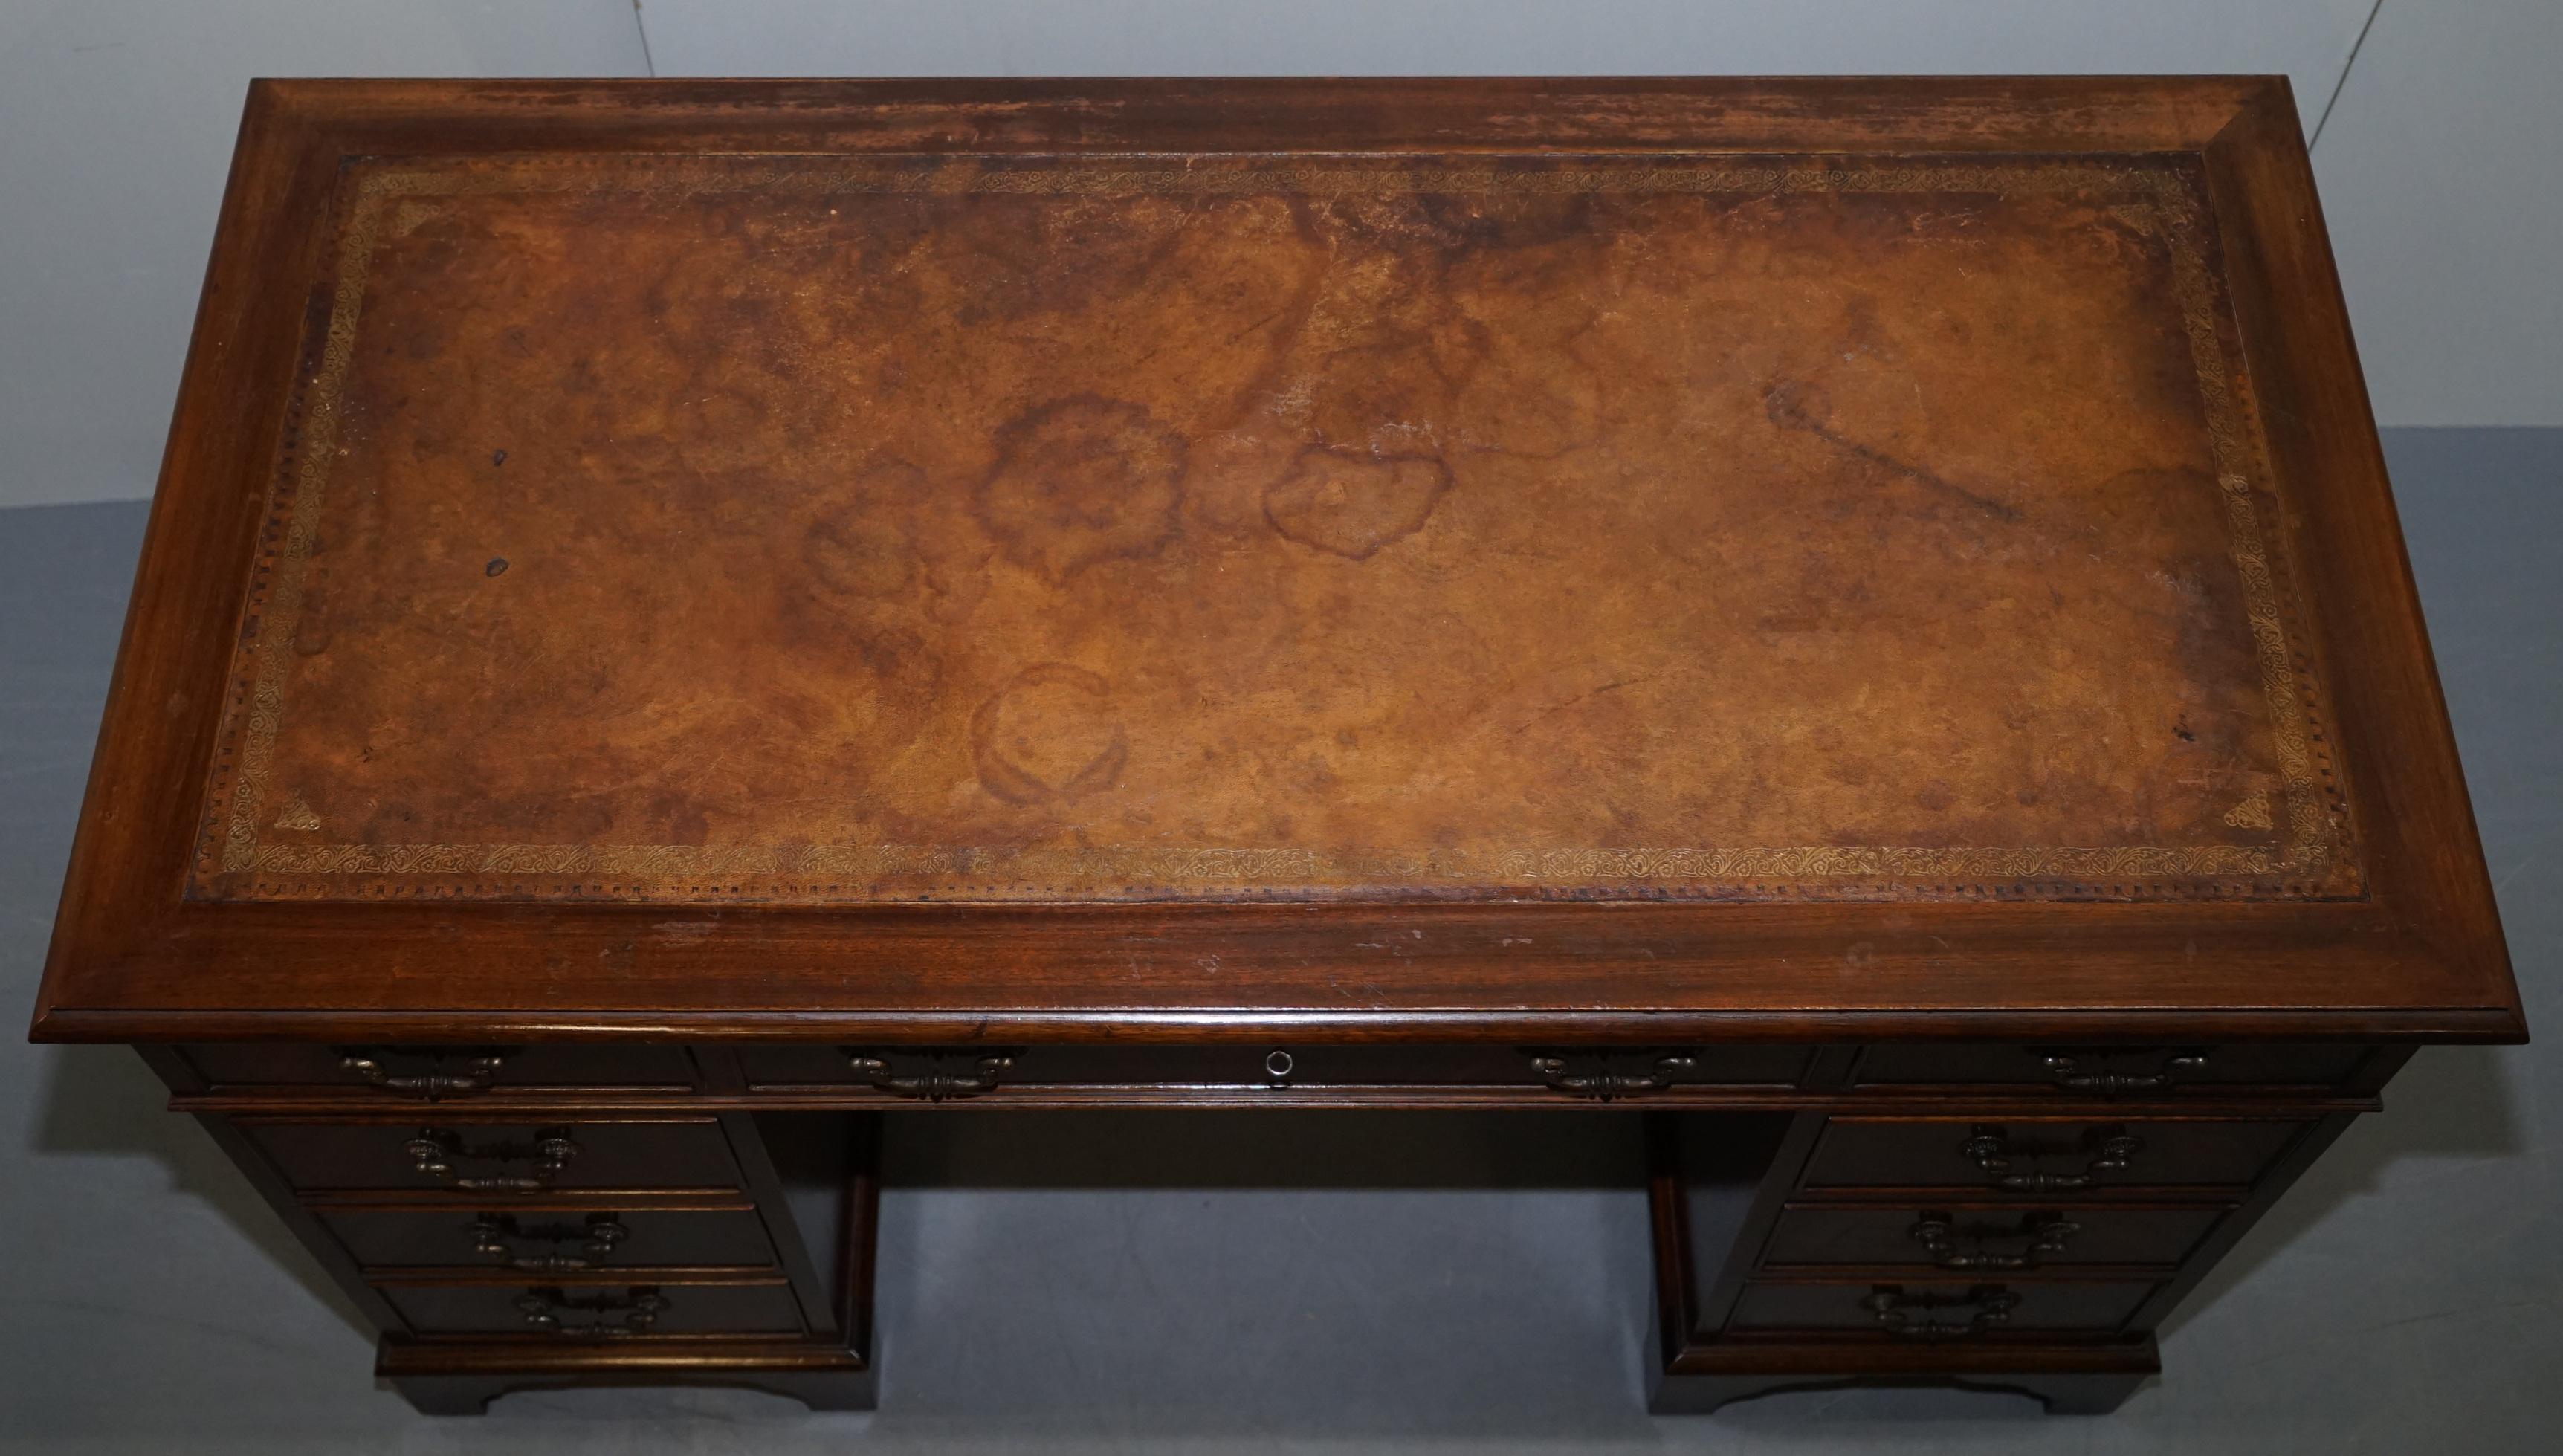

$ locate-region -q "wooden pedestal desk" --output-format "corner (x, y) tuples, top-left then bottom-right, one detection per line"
(30, 78), (2523, 1417)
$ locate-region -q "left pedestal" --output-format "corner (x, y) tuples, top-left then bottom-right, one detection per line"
(138, 1046), (879, 1416)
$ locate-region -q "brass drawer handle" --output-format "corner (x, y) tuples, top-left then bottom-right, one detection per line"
(841, 1046), (1023, 1101)
(2037, 1048), (2208, 1094)
(1520, 1047), (1700, 1101)
(337, 1046), (514, 1099)
(470, 1212), (629, 1272)
(405, 1126), (581, 1191)
(1908, 1211), (2081, 1270)
(516, 1284), (665, 1336)
(1863, 1283), (2019, 1339)
(1961, 1124), (2142, 1192)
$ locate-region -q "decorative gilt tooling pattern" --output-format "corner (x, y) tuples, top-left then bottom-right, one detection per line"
(191, 152), (2355, 903)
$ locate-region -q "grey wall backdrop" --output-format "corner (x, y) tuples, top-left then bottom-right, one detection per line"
(0, 0), (2556, 510)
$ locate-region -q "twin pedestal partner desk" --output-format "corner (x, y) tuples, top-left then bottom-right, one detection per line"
(30, 78), (2523, 1417)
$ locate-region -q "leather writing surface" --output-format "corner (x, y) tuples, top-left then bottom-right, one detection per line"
(192, 153), (2353, 904)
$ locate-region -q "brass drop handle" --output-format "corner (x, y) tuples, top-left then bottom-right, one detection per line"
(1961, 1124), (2142, 1191)
(1519, 1047), (1700, 1101)
(470, 1212), (629, 1271)
(337, 1046), (514, 1099)
(1908, 1211), (2081, 1271)
(841, 1046), (1023, 1101)
(516, 1285), (665, 1335)
(1863, 1284), (2019, 1339)
(406, 1126), (581, 1191)
(2037, 1048), (2208, 1094)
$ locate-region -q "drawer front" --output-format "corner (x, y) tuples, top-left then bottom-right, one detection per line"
(1800, 1118), (2307, 1193)
(1728, 1278), (2156, 1336)
(180, 1043), (699, 1095)
(322, 1204), (776, 1272)
(1851, 1044), (2373, 1092)
(245, 1119), (741, 1192)
(381, 1279), (804, 1336)
(738, 1043), (1813, 1095)
(1761, 1203), (2229, 1271)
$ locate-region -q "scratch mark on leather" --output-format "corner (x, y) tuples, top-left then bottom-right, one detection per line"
(1763, 379), (2021, 522)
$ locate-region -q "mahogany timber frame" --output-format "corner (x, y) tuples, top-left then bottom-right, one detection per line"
(30, 77), (2524, 1417)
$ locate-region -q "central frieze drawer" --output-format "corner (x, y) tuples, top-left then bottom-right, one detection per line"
(1800, 1117), (2309, 1193)
(242, 1119), (742, 1192)
(737, 1043), (1814, 1093)
(321, 1202), (778, 1272)
(379, 1277), (805, 1336)
(1728, 1278), (2157, 1336)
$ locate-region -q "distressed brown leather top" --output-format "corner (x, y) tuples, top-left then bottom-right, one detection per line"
(191, 149), (2353, 905)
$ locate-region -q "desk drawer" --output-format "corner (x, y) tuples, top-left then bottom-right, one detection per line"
(179, 1043), (699, 1096)
(244, 1119), (741, 1193)
(1729, 1278), (2155, 1336)
(737, 1043), (1813, 1096)
(1850, 1044), (2373, 1093)
(1800, 1118), (2307, 1193)
(321, 1202), (776, 1272)
(1761, 1203), (2229, 1271)
(380, 1278), (804, 1336)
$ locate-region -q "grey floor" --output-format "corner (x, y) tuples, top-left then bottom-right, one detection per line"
(2, 428), (2556, 1454)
